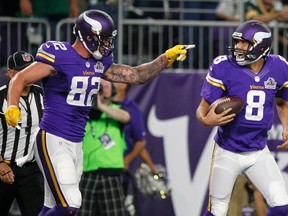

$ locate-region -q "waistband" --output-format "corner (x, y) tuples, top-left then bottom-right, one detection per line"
(4, 160), (36, 167)
(92, 168), (124, 176)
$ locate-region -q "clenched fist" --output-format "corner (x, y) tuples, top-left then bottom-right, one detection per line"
(4, 105), (21, 127)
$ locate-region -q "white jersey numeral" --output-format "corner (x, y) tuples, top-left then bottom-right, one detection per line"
(213, 55), (228, 65)
(51, 41), (67, 50)
(245, 90), (265, 121)
(66, 76), (100, 106)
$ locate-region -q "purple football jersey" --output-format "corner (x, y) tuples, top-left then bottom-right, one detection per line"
(201, 54), (288, 152)
(36, 41), (113, 142)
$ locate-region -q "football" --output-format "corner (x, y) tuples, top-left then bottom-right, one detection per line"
(210, 96), (244, 115)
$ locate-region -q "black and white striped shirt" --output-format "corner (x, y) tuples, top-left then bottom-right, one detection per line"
(0, 84), (43, 166)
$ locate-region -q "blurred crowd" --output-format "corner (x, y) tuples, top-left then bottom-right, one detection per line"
(0, 0), (288, 69)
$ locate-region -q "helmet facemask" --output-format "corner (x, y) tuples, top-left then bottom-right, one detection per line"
(231, 39), (259, 66)
(95, 34), (116, 57)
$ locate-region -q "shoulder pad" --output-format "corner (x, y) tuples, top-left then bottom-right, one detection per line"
(36, 41), (70, 64)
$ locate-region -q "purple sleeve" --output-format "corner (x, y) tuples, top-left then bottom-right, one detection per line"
(35, 41), (65, 72)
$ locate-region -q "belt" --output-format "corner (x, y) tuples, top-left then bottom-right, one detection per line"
(93, 168), (123, 176)
(4, 160), (35, 167)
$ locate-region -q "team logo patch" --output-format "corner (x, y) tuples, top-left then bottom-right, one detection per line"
(264, 77), (277, 89)
(94, 62), (104, 73)
(22, 53), (32, 62)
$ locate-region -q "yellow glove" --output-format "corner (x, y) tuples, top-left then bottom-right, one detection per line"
(4, 105), (21, 127)
(165, 45), (187, 67)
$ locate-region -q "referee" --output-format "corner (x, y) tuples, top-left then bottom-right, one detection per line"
(0, 51), (44, 216)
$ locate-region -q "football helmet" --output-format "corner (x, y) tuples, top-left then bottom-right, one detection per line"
(135, 163), (171, 199)
(229, 20), (272, 66)
(73, 10), (117, 59)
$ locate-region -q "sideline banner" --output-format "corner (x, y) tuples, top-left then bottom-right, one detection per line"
(127, 72), (288, 216)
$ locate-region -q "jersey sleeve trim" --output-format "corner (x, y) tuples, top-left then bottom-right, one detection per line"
(206, 73), (226, 91)
(36, 44), (56, 63)
(36, 53), (55, 63)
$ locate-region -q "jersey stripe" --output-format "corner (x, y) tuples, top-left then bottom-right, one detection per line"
(41, 130), (68, 207)
(206, 73), (226, 91)
(36, 53), (55, 63)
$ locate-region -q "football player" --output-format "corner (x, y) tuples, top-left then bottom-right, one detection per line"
(196, 20), (288, 216)
(4, 10), (188, 216)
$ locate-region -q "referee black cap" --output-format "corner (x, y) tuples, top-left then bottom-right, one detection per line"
(7, 51), (34, 71)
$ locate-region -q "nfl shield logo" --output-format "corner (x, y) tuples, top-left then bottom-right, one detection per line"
(22, 53), (31, 62)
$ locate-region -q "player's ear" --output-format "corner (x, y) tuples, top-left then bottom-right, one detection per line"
(7, 69), (16, 79)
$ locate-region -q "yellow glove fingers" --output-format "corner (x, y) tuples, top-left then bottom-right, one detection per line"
(4, 105), (21, 127)
(176, 44), (195, 62)
(178, 49), (187, 55)
(165, 44), (192, 67)
(165, 45), (184, 61)
(178, 55), (186, 62)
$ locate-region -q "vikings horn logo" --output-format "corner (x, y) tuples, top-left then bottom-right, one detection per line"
(253, 31), (271, 44)
(83, 12), (102, 35)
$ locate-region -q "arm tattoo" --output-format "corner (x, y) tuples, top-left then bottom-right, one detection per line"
(104, 54), (168, 84)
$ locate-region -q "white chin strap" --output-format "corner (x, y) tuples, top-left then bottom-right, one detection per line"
(77, 29), (103, 60)
(92, 48), (103, 60)
(82, 41), (103, 60)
